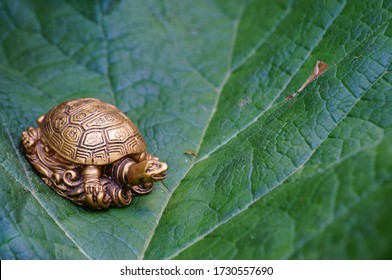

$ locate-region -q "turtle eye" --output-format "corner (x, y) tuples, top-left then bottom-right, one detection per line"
(145, 161), (155, 172)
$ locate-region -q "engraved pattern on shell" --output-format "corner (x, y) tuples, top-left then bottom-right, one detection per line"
(41, 98), (146, 165)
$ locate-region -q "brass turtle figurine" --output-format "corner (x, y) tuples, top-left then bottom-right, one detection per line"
(21, 98), (168, 210)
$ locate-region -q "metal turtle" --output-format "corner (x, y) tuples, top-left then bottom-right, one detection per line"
(21, 98), (168, 210)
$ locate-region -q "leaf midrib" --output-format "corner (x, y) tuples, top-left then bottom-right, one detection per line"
(140, 0), (349, 259)
(137, 1), (249, 259)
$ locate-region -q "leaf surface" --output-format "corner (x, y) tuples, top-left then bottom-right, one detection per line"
(0, 0), (391, 259)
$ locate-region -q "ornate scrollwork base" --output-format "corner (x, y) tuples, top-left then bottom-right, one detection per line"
(21, 126), (143, 210)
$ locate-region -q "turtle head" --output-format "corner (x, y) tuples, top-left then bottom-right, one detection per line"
(125, 159), (168, 187)
(144, 160), (168, 182)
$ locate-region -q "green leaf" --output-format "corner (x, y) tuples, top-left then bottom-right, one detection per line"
(0, 0), (391, 259)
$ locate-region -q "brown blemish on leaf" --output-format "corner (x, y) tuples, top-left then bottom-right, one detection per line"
(184, 150), (197, 157)
(298, 60), (329, 92)
(285, 93), (297, 100)
(285, 60), (329, 100)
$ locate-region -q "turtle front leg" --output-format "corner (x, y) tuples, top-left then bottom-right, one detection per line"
(82, 165), (111, 210)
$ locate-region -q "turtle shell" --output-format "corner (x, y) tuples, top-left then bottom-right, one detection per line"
(40, 98), (146, 165)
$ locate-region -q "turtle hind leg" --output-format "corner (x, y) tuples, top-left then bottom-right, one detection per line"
(21, 125), (55, 180)
(21, 115), (45, 154)
(21, 126), (41, 154)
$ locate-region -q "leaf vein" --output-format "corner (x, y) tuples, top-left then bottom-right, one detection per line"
(231, 0), (294, 72)
(96, 4), (117, 106)
(148, 1), (219, 90)
(138, 2), (248, 259)
(284, 141), (389, 259)
(2, 2), (102, 77)
(196, 0), (349, 162)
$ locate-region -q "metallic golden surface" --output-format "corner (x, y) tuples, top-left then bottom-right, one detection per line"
(21, 98), (168, 210)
